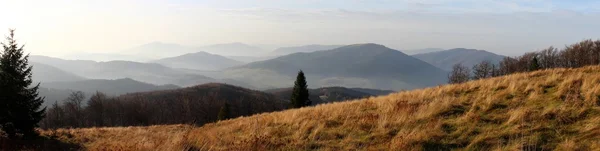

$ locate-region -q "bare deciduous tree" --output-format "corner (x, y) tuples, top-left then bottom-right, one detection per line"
(472, 60), (494, 80)
(448, 63), (471, 84)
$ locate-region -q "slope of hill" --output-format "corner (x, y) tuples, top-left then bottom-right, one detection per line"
(270, 44), (343, 56)
(266, 87), (377, 104)
(30, 55), (96, 74)
(31, 62), (86, 83)
(228, 43), (448, 90)
(413, 48), (506, 71)
(152, 51), (243, 70)
(36, 66), (600, 150)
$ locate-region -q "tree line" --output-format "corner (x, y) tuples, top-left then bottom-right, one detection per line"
(40, 85), (288, 129)
(449, 39), (600, 84)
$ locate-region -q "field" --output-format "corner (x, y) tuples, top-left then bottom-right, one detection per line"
(27, 66), (600, 150)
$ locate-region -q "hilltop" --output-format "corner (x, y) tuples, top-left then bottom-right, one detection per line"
(37, 65), (600, 150)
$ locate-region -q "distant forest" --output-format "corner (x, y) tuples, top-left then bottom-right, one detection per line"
(40, 84), (287, 129)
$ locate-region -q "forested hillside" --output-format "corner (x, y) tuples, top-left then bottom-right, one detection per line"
(40, 83), (286, 129)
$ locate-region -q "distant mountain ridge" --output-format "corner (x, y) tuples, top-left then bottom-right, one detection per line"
(412, 48), (506, 71)
(30, 55), (216, 87)
(152, 51), (243, 70)
(31, 62), (86, 83)
(228, 43), (448, 90)
(270, 44), (343, 56)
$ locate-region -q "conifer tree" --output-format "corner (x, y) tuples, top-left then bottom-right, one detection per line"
(217, 103), (230, 121)
(529, 56), (540, 71)
(0, 29), (45, 138)
(290, 70), (310, 108)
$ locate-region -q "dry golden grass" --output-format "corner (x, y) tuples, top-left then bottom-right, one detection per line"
(41, 66), (600, 150)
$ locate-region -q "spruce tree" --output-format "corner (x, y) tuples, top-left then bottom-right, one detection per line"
(0, 29), (45, 138)
(217, 103), (230, 121)
(290, 70), (310, 108)
(529, 56), (540, 71)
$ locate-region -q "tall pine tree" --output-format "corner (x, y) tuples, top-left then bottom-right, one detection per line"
(290, 70), (310, 108)
(0, 29), (45, 138)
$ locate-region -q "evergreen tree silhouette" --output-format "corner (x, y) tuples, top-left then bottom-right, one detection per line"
(0, 29), (46, 139)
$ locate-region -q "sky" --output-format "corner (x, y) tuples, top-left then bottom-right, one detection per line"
(0, 0), (599, 57)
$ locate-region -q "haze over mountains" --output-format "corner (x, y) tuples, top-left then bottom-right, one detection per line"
(152, 51), (243, 70)
(412, 48), (506, 71)
(231, 43), (448, 90)
(38, 78), (179, 107)
(30, 55), (215, 86)
(29, 42), (510, 105)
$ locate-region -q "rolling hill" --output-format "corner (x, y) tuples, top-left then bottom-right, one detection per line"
(227, 43), (448, 90)
(31, 62), (86, 83)
(36, 65), (600, 150)
(413, 48), (506, 71)
(152, 51), (243, 70)
(53, 83), (286, 127)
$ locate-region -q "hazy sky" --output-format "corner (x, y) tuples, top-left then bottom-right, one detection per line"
(1, 0), (600, 57)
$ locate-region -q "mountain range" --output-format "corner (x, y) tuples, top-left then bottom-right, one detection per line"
(30, 55), (215, 86)
(30, 43), (510, 94)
